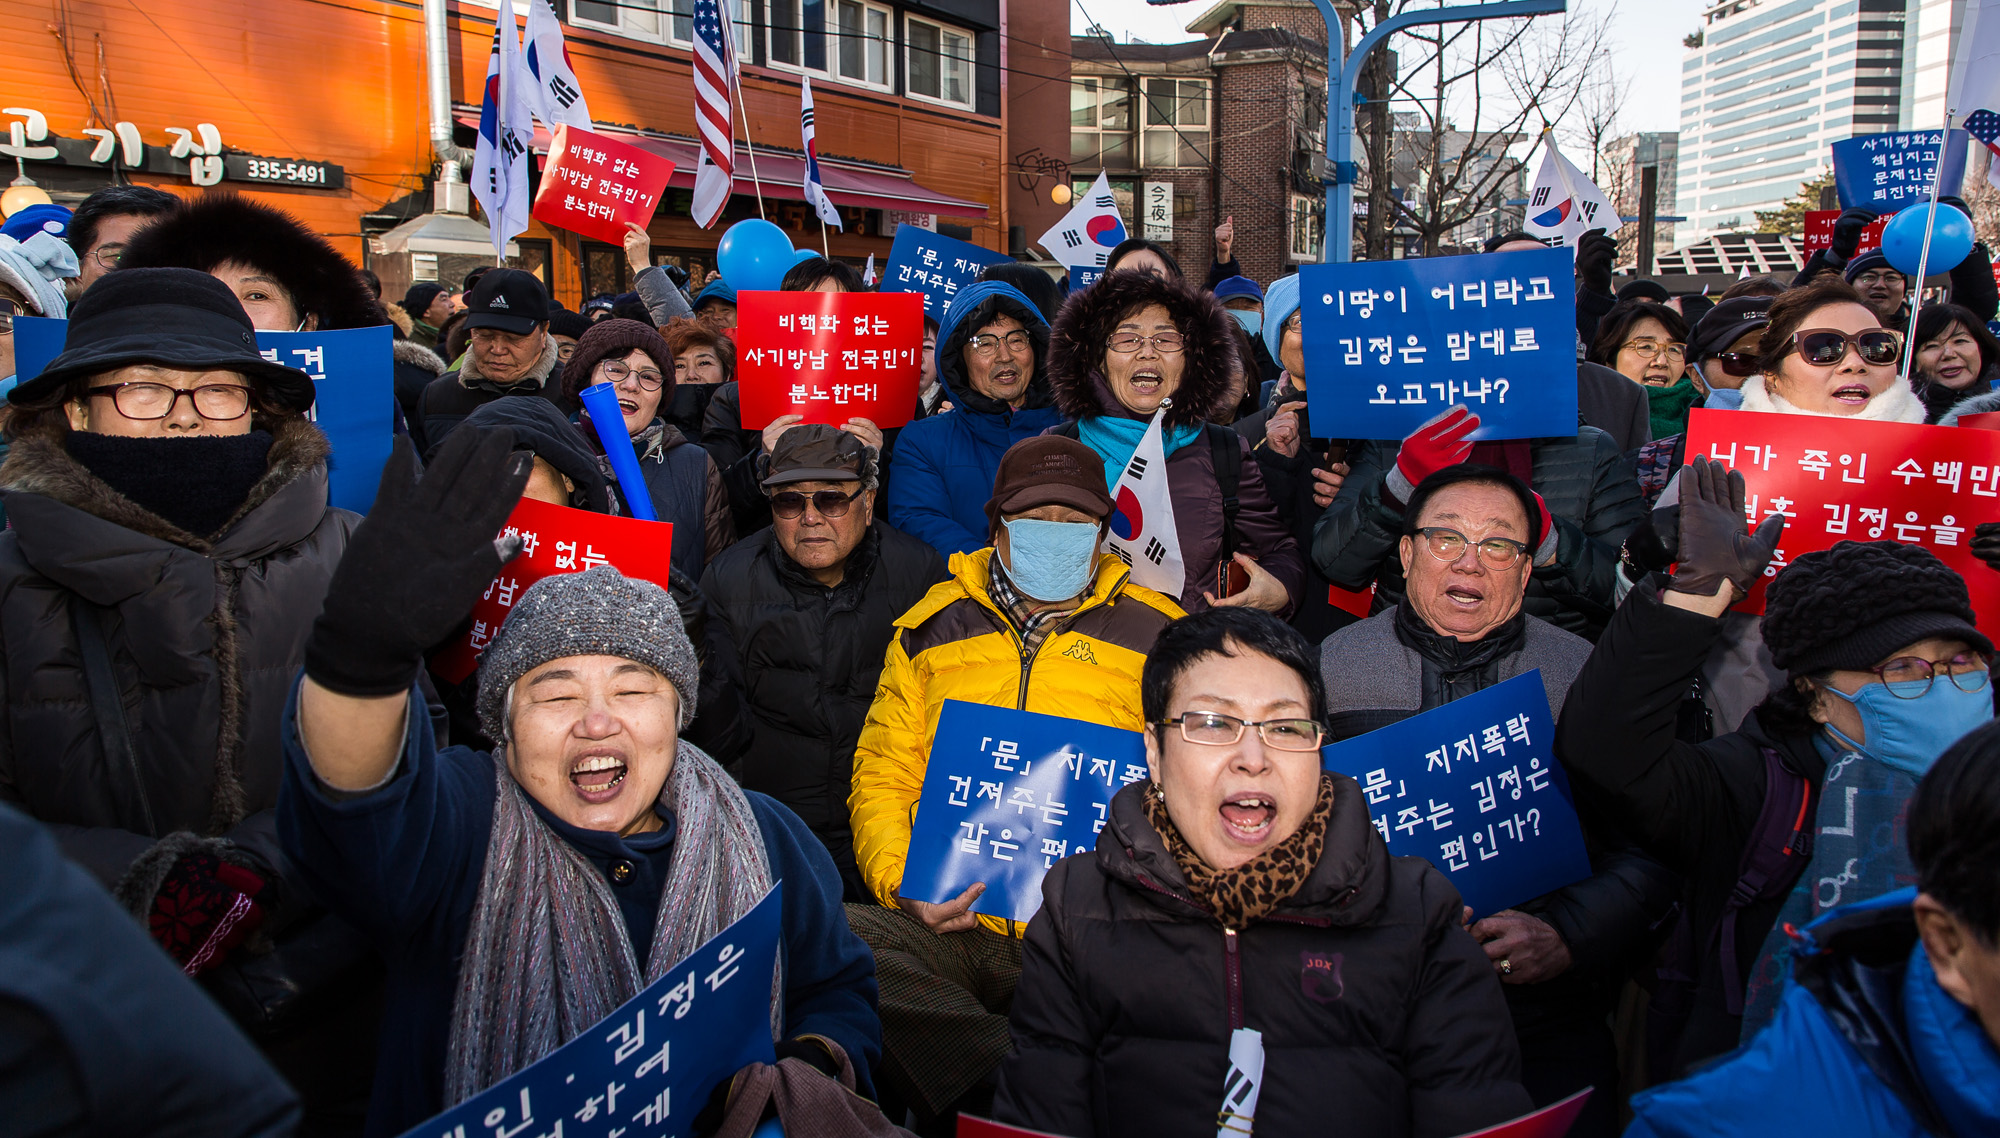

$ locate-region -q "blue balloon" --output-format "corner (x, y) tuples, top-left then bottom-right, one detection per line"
(716, 219), (795, 292)
(792, 248), (823, 266)
(1880, 203), (1976, 277)
(750, 1120), (785, 1138)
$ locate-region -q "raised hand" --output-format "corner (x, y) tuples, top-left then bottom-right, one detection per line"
(1667, 457), (1785, 604)
(1386, 404), (1479, 503)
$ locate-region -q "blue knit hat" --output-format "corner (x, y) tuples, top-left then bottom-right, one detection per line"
(694, 279), (738, 309)
(0, 204), (71, 244)
(1842, 247), (1897, 282)
(1213, 275), (1264, 304)
(1262, 272), (1301, 362)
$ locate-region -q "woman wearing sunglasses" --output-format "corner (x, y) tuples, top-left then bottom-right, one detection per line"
(1736, 278), (1925, 423)
(560, 318), (735, 579)
(1560, 459), (1995, 1077)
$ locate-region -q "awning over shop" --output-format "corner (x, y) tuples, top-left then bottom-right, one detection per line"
(453, 114), (989, 219)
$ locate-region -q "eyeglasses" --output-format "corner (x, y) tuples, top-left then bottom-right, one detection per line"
(1108, 331), (1185, 354)
(967, 330), (1033, 357)
(1621, 339), (1686, 361)
(594, 359), (664, 391)
(555, 341), (576, 362)
(1283, 311), (1303, 333)
(1860, 652), (1992, 699)
(1713, 351), (1760, 378)
(84, 381), (253, 421)
(86, 246), (123, 272)
(1852, 269), (1905, 288)
(0, 298), (16, 334)
(1789, 328), (1902, 367)
(1157, 711), (1324, 751)
(769, 487), (861, 519)
(1414, 526), (1530, 569)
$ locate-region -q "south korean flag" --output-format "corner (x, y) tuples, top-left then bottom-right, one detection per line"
(1037, 171), (1127, 275)
(1106, 402), (1185, 596)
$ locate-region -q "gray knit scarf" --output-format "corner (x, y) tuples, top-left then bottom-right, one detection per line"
(444, 740), (780, 1105)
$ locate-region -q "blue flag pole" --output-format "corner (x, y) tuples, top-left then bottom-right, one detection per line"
(578, 383), (658, 521)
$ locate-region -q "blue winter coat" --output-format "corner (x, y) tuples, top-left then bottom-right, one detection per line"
(886, 280), (1064, 556)
(1624, 889), (2000, 1138)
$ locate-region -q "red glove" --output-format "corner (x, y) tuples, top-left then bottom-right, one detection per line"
(1387, 405), (1480, 504)
(149, 851), (269, 976)
(1529, 490), (1556, 564)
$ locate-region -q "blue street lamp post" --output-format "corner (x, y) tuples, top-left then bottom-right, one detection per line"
(1305, 0), (1568, 262)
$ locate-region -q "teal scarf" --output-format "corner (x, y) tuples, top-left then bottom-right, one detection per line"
(1075, 413), (1203, 496)
(1646, 376), (1703, 440)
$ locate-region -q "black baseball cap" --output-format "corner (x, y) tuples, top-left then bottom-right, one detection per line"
(1689, 296), (1773, 363)
(464, 268), (550, 335)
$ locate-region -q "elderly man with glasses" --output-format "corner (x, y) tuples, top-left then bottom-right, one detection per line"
(1317, 463), (1680, 1138)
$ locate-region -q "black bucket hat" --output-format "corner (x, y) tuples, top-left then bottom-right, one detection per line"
(10, 267), (316, 414)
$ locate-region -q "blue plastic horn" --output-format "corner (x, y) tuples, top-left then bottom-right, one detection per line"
(578, 382), (658, 522)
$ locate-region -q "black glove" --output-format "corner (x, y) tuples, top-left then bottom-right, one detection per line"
(1575, 229), (1616, 295)
(1828, 207), (1879, 265)
(1667, 458), (1785, 600)
(1621, 514), (1676, 577)
(304, 429), (532, 696)
(1973, 521), (2000, 573)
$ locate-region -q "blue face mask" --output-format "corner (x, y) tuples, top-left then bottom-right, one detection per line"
(1820, 673), (1994, 777)
(1704, 386), (1745, 411)
(1227, 308), (1264, 338)
(1001, 518), (1100, 603)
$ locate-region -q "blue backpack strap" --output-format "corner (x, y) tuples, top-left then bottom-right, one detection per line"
(1717, 746), (1817, 1015)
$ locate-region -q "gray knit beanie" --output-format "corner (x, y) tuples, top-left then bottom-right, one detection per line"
(476, 565), (700, 740)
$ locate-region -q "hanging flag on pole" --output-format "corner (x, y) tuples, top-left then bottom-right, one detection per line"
(1951, 0), (2000, 188)
(523, 0), (592, 128)
(1036, 172), (1127, 287)
(863, 253), (876, 287)
(1104, 403), (1186, 595)
(690, 0), (738, 228)
(472, 0), (537, 260)
(1524, 131), (1620, 251)
(800, 76), (842, 231)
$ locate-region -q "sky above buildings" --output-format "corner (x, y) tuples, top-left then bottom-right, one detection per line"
(1071, 0), (1699, 137)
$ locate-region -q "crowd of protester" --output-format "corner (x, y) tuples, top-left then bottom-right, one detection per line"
(0, 186), (1996, 1138)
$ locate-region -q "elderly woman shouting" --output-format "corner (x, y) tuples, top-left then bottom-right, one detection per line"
(1046, 269), (1303, 616)
(994, 607), (1530, 1138)
(278, 429), (879, 1134)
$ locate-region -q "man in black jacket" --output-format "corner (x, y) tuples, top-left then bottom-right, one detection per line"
(1318, 464), (1678, 1138)
(702, 425), (947, 898)
(417, 269), (571, 454)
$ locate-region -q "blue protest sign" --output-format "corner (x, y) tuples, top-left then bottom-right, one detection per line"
(397, 884), (783, 1138)
(1320, 671), (1591, 917)
(256, 327), (396, 513)
(10, 319), (395, 514)
(881, 224), (1012, 321)
(1299, 247), (1579, 441)
(901, 700), (1148, 924)
(1832, 130), (1969, 212)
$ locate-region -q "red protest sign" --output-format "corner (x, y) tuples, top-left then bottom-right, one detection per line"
(1958, 410), (2000, 431)
(1682, 408), (2000, 627)
(531, 124), (675, 246)
(735, 291), (925, 429)
(429, 496), (675, 685)
(1802, 210), (1889, 255)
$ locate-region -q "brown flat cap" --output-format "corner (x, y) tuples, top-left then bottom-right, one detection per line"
(763, 423), (872, 486)
(984, 435), (1114, 537)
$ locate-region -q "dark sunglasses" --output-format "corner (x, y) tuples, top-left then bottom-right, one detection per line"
(1712, 351), (1760, 378)
(769, 488), (861, 519)
(1789, 328), (1901, 367)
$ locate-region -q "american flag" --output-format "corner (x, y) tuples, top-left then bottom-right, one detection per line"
(1967, 109), (2000, 158)
(690, 0), (737, 228)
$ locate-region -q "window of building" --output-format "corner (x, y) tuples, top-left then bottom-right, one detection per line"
(1072, 177), (1136, 225)
(767, 0), (891, 88)
(1070, 78), (1133, 168)
(1290, 194), (1323, 261)
(664, 0), (752, 48)
(1142, 78), (1209, 167)
(573, 0), (664, 41)
(907, 16), (974, 108)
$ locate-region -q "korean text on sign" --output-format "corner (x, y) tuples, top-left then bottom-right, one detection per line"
(880, 224), (1012, 321)
(430, 496), (674, 684)
(395, 886), (781, 1138)
(1298, 246), (1579, 441)
(736, 290), (925, 429)
(1321, 671), (1592, 917)
(1681, 408), (2000, 628)
(530, 124), (676, 246)
(1829, 129), (1968, 212)
(901, 701), (1149, 925)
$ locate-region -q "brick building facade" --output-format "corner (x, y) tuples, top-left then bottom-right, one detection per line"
(1069, 0), (1341, 287)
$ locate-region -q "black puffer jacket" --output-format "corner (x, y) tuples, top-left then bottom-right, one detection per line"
(994, 778), (1532, 1138)
(1311, 427), (1643, 641)
(0, 416), (354, 889)
(701, 520), (945, 894)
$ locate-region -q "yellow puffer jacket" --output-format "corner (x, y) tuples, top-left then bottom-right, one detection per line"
(849, 548), (1184, 936)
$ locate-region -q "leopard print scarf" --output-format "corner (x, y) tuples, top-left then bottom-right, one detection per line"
(1141, 774), (1336, 929)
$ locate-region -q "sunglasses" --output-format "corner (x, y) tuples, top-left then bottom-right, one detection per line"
(769, 487), (861, 519)
(1712, 351), (1760, 378)
(1789, 328), (1901, 367)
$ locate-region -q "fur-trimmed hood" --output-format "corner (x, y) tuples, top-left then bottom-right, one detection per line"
(394, 338), (448, 377)
(1046, 269), (1240, 428)
(119, 193), (387, 331)
(1938, 386), (2000, 426)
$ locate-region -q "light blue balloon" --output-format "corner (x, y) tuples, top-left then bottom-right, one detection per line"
(1880, 203), (1976, 277)
(792, 248), (824, 266)
(717, 219), (795, 292)
(750, 1119), (785, 1138)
